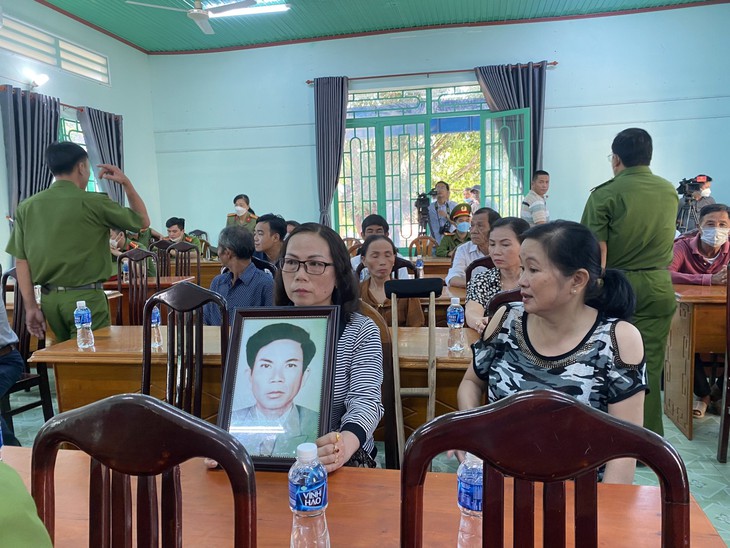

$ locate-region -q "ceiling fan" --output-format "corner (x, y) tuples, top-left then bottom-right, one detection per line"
(125, 0), (258, 35)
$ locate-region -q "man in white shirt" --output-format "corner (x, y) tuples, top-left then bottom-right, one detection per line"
(521, 171), (550, 226)
(351, 214), (409, 280)
(445, 207), (501, 287)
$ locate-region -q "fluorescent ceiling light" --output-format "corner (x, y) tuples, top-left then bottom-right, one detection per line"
(209, 3), (290, 17)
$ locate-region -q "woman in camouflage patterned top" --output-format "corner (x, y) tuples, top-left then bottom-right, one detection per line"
(458, 221), (647, 485)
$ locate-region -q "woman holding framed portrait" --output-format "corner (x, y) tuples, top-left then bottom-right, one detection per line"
(274, 223), (384, 472)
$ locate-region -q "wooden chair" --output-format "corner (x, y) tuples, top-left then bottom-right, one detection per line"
(149, 239), (174, 277)
(31, 393), (256, 547)
(719, 275), (730, 462)
(0, 267), (54, 432)
(168, 241), (201, 285)
(356, 257), (418, 280)
(116, 248), (160, 325)
(189, 229), (208, 242)
(401, 389), (690, 547)
(487, 288), (522, 317)
(384, 278), (443, 463)
(347, 243), (362, 257)
(408, 235), (438, 258)
(142, 282), (229, 419)
(343, 237), (361, 250)
(465, 256), (495, 285)
(251, 255), (277, 275)
(359, 300), (399, 469)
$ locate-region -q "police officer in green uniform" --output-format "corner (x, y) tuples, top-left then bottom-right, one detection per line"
(127, 226), (154, 249)
(165, 217), (202, 252)
(226, 193), (257, 233)
(435, 203), (472, 257)
(581, 128), (678, 436)
(6, 142), (149, 343)
(110, 227), (157, 277)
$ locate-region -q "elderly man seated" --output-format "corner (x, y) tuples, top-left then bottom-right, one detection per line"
(670, 203), (730, 417)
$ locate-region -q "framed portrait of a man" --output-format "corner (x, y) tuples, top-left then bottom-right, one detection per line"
(218, 306), (339, 470)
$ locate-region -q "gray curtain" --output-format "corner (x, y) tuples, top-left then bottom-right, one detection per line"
(475, 62), (547, 183)
(78, 106), (125, 205)
(0, 86), (60, 224)
(314, 76), (348, 227)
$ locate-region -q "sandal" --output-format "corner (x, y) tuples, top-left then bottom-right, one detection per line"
(693, 400), (707, 418)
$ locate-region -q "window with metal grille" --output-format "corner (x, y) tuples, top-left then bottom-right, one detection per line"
(0, 16), (110, 84)
(334, 85), (530, 251)
(58, 116), (99, 192)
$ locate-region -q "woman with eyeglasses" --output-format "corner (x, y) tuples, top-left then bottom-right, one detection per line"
(274, 223), (383, 472)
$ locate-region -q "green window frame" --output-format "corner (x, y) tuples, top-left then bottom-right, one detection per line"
(58, 117), (98, 192)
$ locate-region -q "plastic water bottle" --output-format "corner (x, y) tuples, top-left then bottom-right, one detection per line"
(447, 297), (465, 352)
(457, 452), (484, 547)
(74, 300), (94, 349)
(121, 259), (129, 283)
(150, 306), (163, 348)
(415, 254), (424, 278)
(289, 442), (330, 548)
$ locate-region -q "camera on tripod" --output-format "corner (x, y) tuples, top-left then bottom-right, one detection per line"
(677, 175), (711, 198)
(414, 188), (438, 235)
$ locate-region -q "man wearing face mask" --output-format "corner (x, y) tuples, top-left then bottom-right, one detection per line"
(165, 217), (202, 252)
(226, 194), (258, 233)
(109, 227), (157, 278)
(669, 203), (729, 417)
(676, 175), (714, 233)
(435, 204), (472, 257)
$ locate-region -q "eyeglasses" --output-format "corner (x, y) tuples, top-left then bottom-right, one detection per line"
(279, 257), (333, 275)
(607, 153), (615, 163)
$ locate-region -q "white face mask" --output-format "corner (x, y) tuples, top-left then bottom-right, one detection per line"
(109, 238), (118, 248)
(700, 188), (712, 198)
(701, 227), (729, 247)
(234, 205), (247, 216)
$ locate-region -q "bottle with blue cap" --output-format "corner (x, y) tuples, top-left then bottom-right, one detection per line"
(73, 301), (94, 349)
(457, 452), (484, 547)
(289, 442), (330, 547)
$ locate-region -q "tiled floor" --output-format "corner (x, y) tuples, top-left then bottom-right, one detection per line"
(7, 375), (730, 545)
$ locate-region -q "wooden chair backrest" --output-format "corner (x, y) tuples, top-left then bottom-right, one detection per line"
(31, 393), (256, 547)
(408, 236), (438, 258)
(149, 239), (174, 277)
(487, 288), (522, 317)
(168, 241), (201, 285)
(117, 248), (160, 325)
(343, 237), (361, 250)
(142, 282), (228, 418)
(347, 243), (362, 257)
(359, 300), (399, 469)
(401, 389), (690, 547)
(1, 267), (45, 360)
(465, 256), (495, 285)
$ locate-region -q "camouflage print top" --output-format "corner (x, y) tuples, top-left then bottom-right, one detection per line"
(472, 303), (647, 413)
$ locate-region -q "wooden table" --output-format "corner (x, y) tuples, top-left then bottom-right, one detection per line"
(664, 284), (726, 440)
(28, 326), (223, 421)
(102, 276), (194, 325)
(195, 260), (223, 289)
(394, 326), (479, 436)
(3, 446), (723, 547)
(419, 256), (452, 277)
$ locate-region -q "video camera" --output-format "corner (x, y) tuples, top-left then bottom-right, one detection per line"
(414, 188), (438, 235)
(677, 174), (711, 198)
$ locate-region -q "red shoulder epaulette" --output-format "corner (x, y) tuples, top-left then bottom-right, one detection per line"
(184, 236), (193, 243)
(129, 242), (139, 249)
(227, 213), (236, 217)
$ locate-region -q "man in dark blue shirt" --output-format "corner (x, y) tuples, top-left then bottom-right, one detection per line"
(204, 226), (274, 326)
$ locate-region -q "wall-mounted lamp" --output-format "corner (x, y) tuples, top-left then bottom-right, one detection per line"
(22, 68), (49, 90)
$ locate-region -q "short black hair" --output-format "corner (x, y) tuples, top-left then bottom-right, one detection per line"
(611, 128), (653, 168)
(361, 214), (389, 235)
(472, 207), (501, 228)
(246, 323), (316, 372)
(286, 220), (300, 228)
(45, 141), (88, 176)
(256, 213), (287, 240)
(490, 217), (530, 238)
(166, 217), (185, 230)
(700, 203), (730, 221)
(435, 180), (450, 191)
(233, 194), (249, 205)
(218, 226), (255, 259)
(532, 170), (549, 181)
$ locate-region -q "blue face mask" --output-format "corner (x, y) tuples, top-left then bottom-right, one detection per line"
(456, 221), (471, 233)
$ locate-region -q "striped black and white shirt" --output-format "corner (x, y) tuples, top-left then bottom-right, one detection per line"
(330, 312), (384, 456)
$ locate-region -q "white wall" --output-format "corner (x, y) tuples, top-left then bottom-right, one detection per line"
(149, 3), (730, 237)
(0, 1), (159, 266)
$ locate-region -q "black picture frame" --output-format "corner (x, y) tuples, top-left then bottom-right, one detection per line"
(218, 306), (339, 471)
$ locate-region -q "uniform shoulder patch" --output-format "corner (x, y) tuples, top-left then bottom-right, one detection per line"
(227, 213), (236, 217)
(129, 242), (139, 249)
(184, 236), (193, 243)
(590, 178), (615, 192)
(248, 213), (258, 220)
